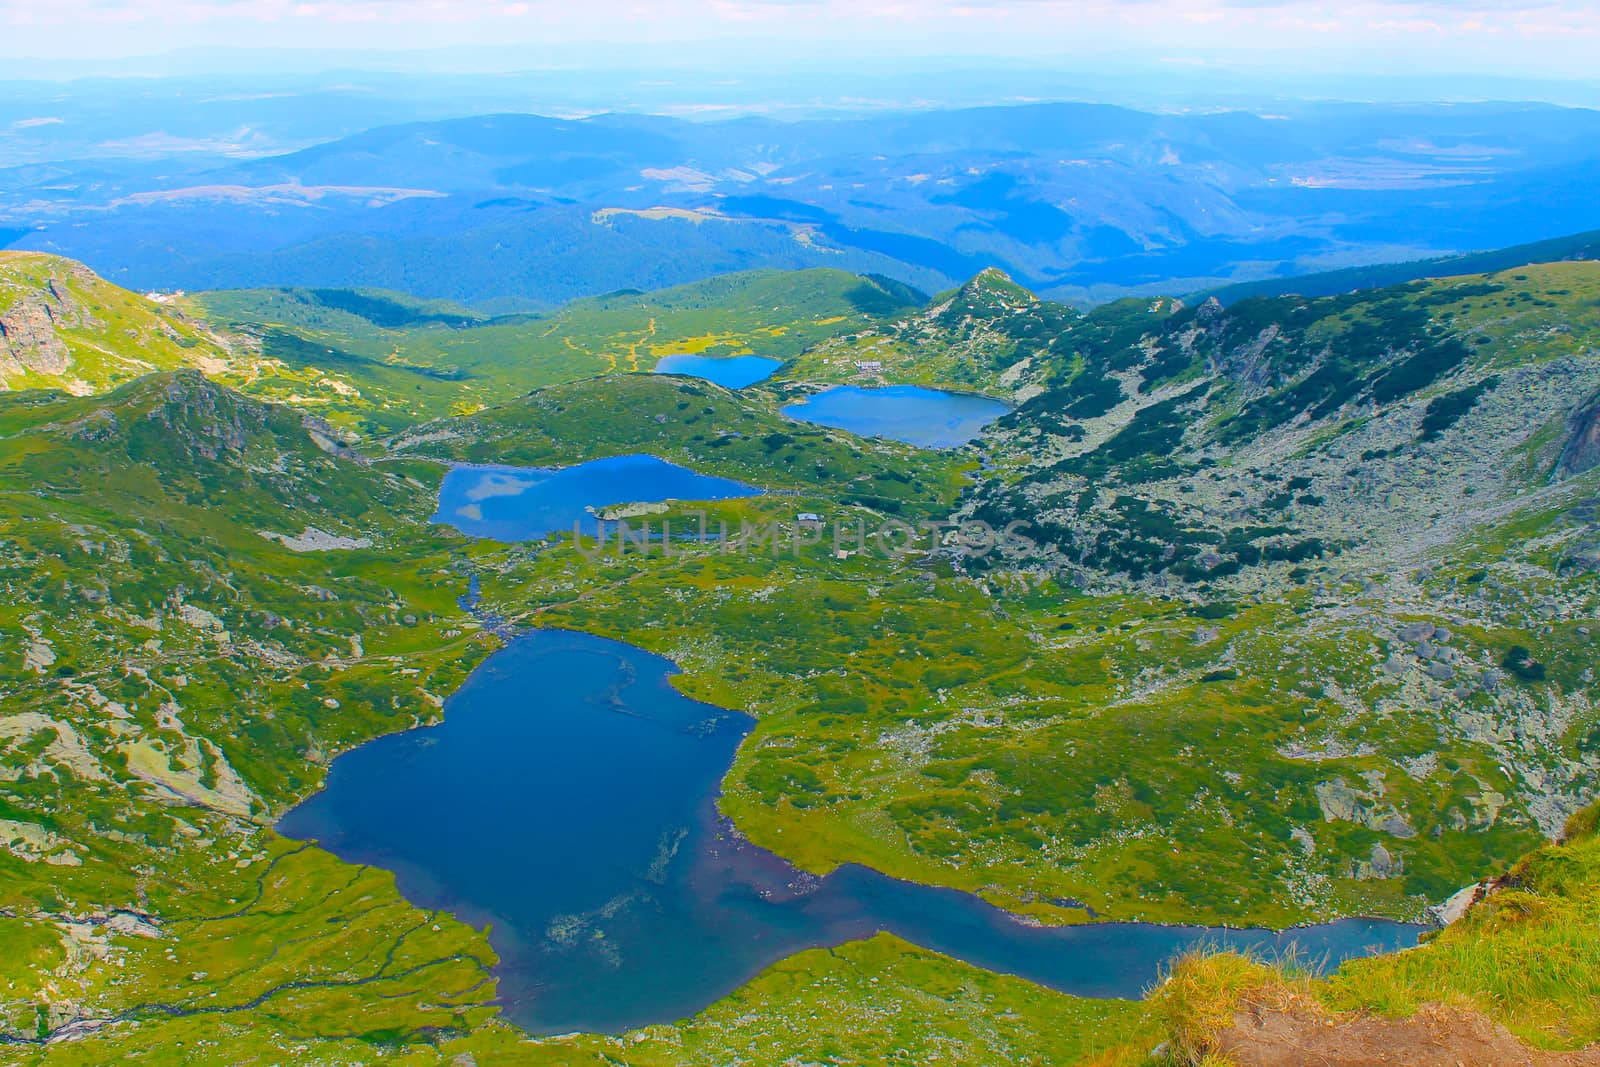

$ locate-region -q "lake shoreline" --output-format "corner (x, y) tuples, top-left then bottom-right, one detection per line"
(278, 623), (1427, 1035)
(780, 384), (1013, 448)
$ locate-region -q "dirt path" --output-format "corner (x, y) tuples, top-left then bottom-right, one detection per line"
(1216, 1002), (1600, 1067)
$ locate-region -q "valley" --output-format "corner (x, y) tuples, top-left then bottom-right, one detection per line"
(0, 243), (1597, 1065)
(10, 102), (1600, 311)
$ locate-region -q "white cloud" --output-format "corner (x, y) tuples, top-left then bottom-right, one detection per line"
(0, 0), (1597, 76)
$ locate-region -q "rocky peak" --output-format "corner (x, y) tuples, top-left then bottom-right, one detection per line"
(964, 267), (1037, 304)
(931, 268), (1039, 327)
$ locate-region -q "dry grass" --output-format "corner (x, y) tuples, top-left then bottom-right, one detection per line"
(1144, 800), (1600, 1064)
(1146, 950), (1311, 1064)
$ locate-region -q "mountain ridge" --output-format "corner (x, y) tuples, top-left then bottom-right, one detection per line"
(1205, 227), (1600, 305)
(15, 101), (1600, 307)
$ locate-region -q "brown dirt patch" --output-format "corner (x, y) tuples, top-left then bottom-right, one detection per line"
(1215, 1001), (1600, 1067)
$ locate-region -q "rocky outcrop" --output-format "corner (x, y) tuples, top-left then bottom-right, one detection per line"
(140, 373), (258, 458)
(1314, 778), (1417, 838)
(1560, 397), (1600, 477)
(1427, 882), (1489, 926)
(1352, 842), (1404, 880)
(0, 261), (106, 380)
(303, 414), (371, 465)
(258, 527), (375, 552)
(0, 295), (72, 376)
(1212, 322), (1286, 390)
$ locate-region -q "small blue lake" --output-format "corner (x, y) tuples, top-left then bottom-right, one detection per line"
(432, 456), (761, 542)
(279, 629), (1424, 1036)
(654, 353), (782, 389)
(781, 385), (1011, 448)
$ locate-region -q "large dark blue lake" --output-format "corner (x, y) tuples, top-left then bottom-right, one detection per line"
(654, 353), (781, 388)
(432, 456), (761, 542)
(782, 385), (1011, 448)
(279, 629), (1424, 1035)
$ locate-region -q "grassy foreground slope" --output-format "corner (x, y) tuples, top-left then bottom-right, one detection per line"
(1142, 799), (1600, 1065)
(14, 933), (1148, 1066)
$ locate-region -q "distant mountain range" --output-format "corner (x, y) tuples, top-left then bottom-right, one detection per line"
(1206, 227), (1600, 304)
(7, 100), (1600, 309)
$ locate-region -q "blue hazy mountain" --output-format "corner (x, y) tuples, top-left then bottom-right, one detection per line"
(6, 98), (1600, 308)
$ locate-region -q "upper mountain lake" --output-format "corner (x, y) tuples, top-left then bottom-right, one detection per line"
(280, 634), (1424, 1036)
(432, 455), (761, 542)
(781, 385), (1011, 448)
(653, 353), (781, 388)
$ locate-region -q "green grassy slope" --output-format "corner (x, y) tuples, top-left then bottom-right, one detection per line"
(0, 253), (242, 395)
(0, 372), (517, 1057)
(1320, 799), (1600, 1050)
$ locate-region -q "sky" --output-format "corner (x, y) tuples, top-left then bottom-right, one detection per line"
(2, 0), (1599, 83)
